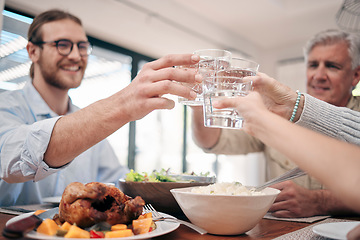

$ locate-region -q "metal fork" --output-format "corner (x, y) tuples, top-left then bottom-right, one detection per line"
(254, 167), (307, 191)
(143, 204), (207, 235)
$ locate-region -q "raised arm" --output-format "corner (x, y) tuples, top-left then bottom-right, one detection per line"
(44, 54), (201, 167)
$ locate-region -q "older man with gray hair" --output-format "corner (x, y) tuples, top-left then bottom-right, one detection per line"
(191, 29), (360, 218)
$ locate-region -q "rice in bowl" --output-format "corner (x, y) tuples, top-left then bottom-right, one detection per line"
(190, 182), (264, 196)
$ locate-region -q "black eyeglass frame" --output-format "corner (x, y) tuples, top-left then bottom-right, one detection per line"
(31, 39), (93, 57)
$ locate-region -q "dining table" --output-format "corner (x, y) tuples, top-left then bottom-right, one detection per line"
(0, 204), (359, 240)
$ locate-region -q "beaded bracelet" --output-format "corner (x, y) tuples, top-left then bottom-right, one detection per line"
(289, 90), (301, 122)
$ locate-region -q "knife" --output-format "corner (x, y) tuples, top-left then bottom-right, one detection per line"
(0, 206), (33, 215)
(2, 207), (59, 238)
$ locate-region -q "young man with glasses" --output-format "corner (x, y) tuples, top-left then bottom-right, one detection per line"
(0, 9), (201, 206)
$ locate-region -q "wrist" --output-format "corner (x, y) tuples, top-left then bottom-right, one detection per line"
(316, 189), (354, 216)
(293, 94), (304, 122)
(289, 91), (304, 123)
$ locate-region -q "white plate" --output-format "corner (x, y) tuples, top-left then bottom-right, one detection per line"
(312, 221), (360, 240)
(7, 212), (180, 240)
(42, 196), (61, 204)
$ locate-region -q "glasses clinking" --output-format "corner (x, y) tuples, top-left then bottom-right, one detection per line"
(31, 39), (93, 57)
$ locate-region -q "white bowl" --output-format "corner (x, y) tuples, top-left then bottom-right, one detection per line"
(170, 186), (280, 235)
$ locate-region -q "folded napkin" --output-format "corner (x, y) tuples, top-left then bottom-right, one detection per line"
(263, 212), (330, 223)
(273, 218), (357, 240)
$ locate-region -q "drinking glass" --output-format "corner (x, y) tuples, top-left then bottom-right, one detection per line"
(178, 49), (232, 106)
(203, 57), (259, 129)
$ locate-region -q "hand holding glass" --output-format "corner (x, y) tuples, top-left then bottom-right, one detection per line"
(177, 49), (232, 106)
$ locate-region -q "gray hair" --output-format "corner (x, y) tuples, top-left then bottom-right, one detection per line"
(303, 29), (360, 70)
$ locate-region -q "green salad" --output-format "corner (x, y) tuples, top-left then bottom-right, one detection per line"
(125, 169), (211, 183)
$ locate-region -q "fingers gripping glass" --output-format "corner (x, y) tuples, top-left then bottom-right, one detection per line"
(32, 39), (93, 57)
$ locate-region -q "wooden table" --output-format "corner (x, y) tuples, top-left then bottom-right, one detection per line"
(0, 211), (311, 240)
(153, 218), (310, 239)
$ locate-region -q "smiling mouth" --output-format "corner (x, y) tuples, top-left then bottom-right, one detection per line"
(62, 66), (81, 72)
(312, 86), (330, 91)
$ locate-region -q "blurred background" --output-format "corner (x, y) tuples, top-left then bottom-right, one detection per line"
(1, 0), (358, 185)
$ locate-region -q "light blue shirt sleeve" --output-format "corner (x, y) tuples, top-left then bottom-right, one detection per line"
(0, 89), (67, 183)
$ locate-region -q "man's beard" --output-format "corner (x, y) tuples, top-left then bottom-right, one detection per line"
(42, 71), (69, 90)
(38, 56), (83, 90)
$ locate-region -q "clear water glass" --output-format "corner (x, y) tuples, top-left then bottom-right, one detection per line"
(178, 49), (232, 106)
(203, 57), (259, 129)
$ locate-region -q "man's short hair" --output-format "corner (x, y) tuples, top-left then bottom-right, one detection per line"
(303, 29), (360, 70)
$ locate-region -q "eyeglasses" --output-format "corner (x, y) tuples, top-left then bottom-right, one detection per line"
(32, 39), (93, 57)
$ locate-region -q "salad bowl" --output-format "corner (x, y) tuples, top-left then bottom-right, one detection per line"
(119, 170), (215, 216)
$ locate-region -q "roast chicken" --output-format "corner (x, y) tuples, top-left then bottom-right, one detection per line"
(58, 182), (145, 228)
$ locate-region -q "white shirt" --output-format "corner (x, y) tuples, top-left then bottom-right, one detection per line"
(0, 80), (129, 206)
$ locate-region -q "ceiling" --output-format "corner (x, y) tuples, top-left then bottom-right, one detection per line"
(158, 0), (344, 52)
(4, 0), (345, 63)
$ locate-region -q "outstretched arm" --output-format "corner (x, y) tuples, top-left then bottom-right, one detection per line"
(214, 92), (360, 213)
(246, 72), (360, 145)
(44, 54), (201, 167)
